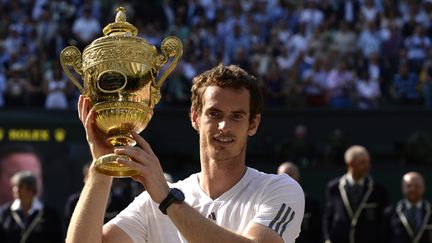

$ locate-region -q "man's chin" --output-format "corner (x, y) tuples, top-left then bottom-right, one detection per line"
(209, 150), (231, 160)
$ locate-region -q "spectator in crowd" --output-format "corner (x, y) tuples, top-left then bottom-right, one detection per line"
(401, 4), (419, 38)
(72, 7), (101, 50)
(401, 2), (429, 36)
(278, 161), (322, 243)
(336, 0), (361, 26)
(323, 128), (349, 165)
(325, 60), (355, 109)
(262, 60), (286, 107)
(44, 63), (69, 109)
(299, 0), (324, 36)
(26, 64), (45, 107)
(330, 21), (357, 57)
(354, 69), (381, 109)
(307, 24), (330, 57)
(404, 25), (431, 73)
(277, 124), (318, 167)
(4, 63), (27, 106)
(3, 26), (22, 56)
(0, 143), (43, 205)
(275, 45), (297, 73)
(382, 171), (432, 243)
(391, 62), (421, 106)
(34, 5), (58, 53)
(359, 0), (380, 24)
(324, 145), (389, 243)
(0, 171), (63, 243)
(223, 23), (250, 65)
(301, 57), (329, 107)
(365, 52), (381, 82)
(381, 23), (404, 98)
(287, 23), (310, 56)
(357, 21), (382, 60)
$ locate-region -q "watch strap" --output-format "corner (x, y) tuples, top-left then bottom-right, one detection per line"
(159, 188), (184, 215)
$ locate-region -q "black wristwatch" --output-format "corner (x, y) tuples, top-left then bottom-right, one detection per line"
(159, 188), (185, 215)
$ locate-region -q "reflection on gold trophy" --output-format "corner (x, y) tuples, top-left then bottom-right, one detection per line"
(60, 7), (183, 177)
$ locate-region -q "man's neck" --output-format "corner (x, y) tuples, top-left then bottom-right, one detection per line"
(20, 198), (34, 216)
(405, 199), (423, 208)
(347, 173), (365, 183)
(199, 159), (247, 200)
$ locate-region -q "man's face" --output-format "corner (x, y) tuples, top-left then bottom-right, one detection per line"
(0, 153), (42, 204)
(402, 174), (425, 204)
(191, 86), (260, 162)
(12, 184), (35, 202)
(350, 154), (370, 179)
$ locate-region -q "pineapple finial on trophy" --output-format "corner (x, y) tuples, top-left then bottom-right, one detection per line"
(102, 6), (138, 37)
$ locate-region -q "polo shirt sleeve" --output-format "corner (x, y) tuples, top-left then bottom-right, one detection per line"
(252, 175), (305, 243)
(108, 192), (151, 243)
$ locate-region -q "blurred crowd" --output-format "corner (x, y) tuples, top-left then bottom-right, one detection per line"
(1, 0), (432, 110)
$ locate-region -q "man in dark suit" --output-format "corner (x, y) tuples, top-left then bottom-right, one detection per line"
(382, 171), (432, 243)
(278, 161), (323, 243)
(0, 170), (63, 243)
(324, 145), (389, 243)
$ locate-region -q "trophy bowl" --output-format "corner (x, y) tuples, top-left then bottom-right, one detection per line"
(60, 7), (182, 177)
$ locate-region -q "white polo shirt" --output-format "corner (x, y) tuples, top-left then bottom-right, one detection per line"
(110, 167), (304, 243)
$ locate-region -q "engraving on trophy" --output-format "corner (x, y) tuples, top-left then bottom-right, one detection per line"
(97, 71), (127, 93)
(60, 7), (183, 177)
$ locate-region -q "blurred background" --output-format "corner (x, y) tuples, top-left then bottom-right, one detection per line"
(0, 0), (432, 224)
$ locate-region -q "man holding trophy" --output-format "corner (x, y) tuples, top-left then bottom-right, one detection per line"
(63, 7), (304, 243)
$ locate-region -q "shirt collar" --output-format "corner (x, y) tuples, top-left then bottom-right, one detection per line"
(11, 198), (43, 215)
(404, 199), (423, 209)
(346, 174), (365, 186)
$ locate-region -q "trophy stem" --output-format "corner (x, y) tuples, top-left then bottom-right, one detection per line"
(106, 134), (137, 147)
(94, 134), (140, 177)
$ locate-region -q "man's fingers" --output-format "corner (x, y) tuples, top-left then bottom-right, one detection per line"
(79, 96), (91, 123)
(114, 146), (153, 163)
(130, 131), (156, 156)
(78, 95), (83, 120)
(115, 156), (148, 177)
(84, 108), (97, 137)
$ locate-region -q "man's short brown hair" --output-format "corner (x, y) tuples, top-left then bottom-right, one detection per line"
(190, 64), (263, 121)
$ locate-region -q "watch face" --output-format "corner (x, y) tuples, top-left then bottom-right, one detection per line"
(172, 188), (185, 201)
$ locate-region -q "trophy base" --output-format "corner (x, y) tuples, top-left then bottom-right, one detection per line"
(94, 154), (140, 178)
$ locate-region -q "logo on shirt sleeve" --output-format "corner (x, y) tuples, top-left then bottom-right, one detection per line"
(268, 203), (295, 236)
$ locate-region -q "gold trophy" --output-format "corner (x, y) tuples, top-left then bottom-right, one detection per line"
(60, 7), (183, 177)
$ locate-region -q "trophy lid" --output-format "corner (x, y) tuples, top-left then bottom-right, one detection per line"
(102, 7), (138, 37)
(81, 7), (157, 71)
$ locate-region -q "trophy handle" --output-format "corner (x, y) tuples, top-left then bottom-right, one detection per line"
(60, 46), (84, 93)
(156, 36), (183, 88)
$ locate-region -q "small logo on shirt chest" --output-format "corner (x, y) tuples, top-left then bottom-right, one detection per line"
(207, 212), (216, 221)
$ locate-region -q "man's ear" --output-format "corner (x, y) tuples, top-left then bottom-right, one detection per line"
(190, 109), (199, 131)
(248, 114), (261, 136)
